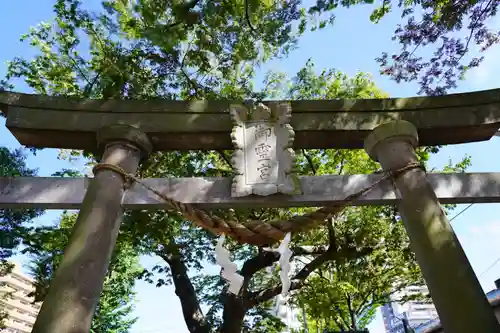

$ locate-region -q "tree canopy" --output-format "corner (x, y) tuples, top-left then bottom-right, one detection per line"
(372, 0), (499, 95)
(2, 0), (498, 97)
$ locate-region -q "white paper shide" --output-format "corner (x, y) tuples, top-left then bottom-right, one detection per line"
(264, 233), (293, 321)
(215, 234), (244, 295)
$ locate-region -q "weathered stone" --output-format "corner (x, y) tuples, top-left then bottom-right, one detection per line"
(230, 102), (300, 197)
(4, 172), (500, 209)
(97, 124), (153, 157)
(365, 120), (500, 333)
(3, 89), (500, 150)
(31, 125), (151, 333)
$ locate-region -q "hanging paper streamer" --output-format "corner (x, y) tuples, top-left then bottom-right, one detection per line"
(277, 233), (292, 296)
(264, 232), (293, 320)
(215, 234), (244, 295)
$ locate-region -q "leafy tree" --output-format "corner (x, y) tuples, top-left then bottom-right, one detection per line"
(23, 212), (141, 333)
(129, 63), (468, 333)
(302, 0), (499, 95)
(3, 0), (495, 98)
(0, 147), (42, 328)
(0, 0), (305, 331)
(295, 233), (425, 332)
(0, 0), (307, 99)
(373, 0), (499, 95)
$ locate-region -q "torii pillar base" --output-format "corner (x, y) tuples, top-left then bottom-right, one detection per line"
(31, 125), (152, 333)
(364, 120), (500, 333)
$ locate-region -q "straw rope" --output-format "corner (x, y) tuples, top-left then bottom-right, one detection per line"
(92, 162), (423, 246)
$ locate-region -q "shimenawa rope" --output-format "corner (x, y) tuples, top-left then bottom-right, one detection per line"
(92, 162), (423, 246)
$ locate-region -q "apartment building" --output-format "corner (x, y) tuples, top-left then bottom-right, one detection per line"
(0, 263), (41, 333)
(381, 285), (438, 333)
(415, 278), (500, 333)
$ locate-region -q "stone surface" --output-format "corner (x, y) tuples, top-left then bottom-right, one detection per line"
(97, 124), (153, 157)
(3, 89), (500, 150)
(364, 120), (418, 161)
(230, 102), (300, 197)
(3, 172), (500, 209)
(243, 122), (279, 186)
(365, 120), (500, 333)
(31, 131), (149, 333)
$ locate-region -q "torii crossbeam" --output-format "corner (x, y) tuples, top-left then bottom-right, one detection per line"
(2, 172), (500, 209)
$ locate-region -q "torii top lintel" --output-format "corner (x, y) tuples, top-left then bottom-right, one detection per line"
(1, 88), (500, 151)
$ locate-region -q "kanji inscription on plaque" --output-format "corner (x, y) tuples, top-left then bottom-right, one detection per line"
(230, 102), (300, 197)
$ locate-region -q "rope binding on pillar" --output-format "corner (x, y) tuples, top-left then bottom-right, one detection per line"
(92, 161), (424, 246)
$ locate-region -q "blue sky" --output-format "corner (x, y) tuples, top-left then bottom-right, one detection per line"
(1, 1), (500, 333)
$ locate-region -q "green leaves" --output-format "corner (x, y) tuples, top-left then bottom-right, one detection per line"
(286, 59), (388, 100)
(374, 0), (499, 95)
(369, 0), (391, 23)
(0, 148), (42, 261)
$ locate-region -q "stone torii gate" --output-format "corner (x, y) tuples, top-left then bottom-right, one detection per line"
(2, 89), (500, 333)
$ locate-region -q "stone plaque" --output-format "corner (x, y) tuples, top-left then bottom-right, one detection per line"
(230, 102), (301, 197)
(243, 122), (278, 185)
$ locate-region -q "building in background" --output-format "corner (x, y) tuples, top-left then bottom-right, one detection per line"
(0, 263), (41, 333)
(381, 285), (438, 333)
(414, 278), (500, 333)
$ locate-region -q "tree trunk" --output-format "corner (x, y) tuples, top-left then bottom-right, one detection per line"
(163, 253), (210, 333)
(220, 293), (247, 333)
(346, 294), (357, 331)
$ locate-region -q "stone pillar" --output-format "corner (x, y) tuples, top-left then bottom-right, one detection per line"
(32, 125), (152, 333)
(364, 120), (500, 333)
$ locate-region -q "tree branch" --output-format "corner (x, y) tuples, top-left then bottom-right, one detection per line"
(346, 293), (357, 330)
(216, 150), (233, 169)
(249, 245), (375, 305)
(292, 245), (328, 257)
(156, 247), (210, 333)
(356, 280), (424, 318)
(240, 251), (280, 279)
(244, 0), (259, 35)
(333, 316), (346, 332)
(249, 280), (306, 306)
(302, 149), (317, 175)
(354, 290), (374, 318)
(327, 218), (336, 251)
(334, 303), (351, 330)
(82, 72), (101, 97)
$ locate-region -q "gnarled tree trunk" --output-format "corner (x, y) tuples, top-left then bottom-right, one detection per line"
(159, 248), (210, 333)
(220, 294), (247, 333)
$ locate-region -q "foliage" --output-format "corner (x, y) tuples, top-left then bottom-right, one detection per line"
(3, 0), (496, 98)
(278, 0), (499, 96)
(375, 0), (499, 95)
(0, 0), (308, 100)
(296, 237), (423, 331)
(23, 212), (141, 332)
(0, 148), (42, 260)
(0, 147), (42, 328)
(0, 261), (14, 330)
(130, 63), (469, 333)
